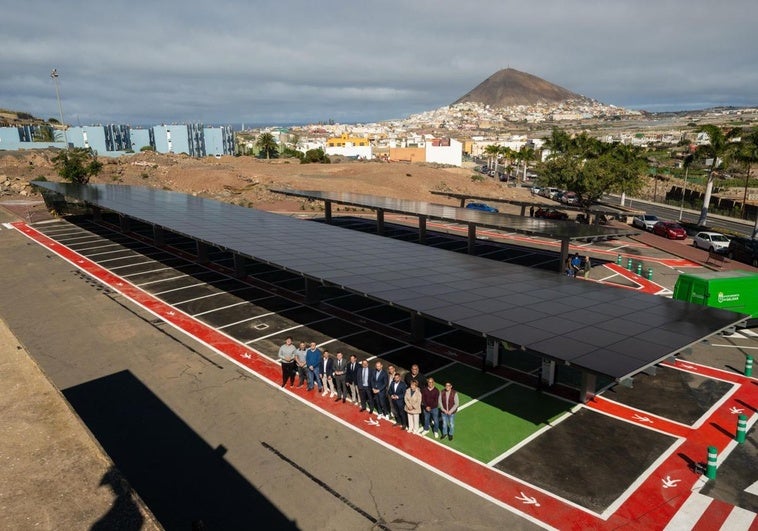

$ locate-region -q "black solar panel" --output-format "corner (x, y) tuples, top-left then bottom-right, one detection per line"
(35, 182), (746, 381)
(269, 188), (638, 240)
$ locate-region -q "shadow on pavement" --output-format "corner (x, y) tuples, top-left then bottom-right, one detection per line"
(64, 370), (296, 531)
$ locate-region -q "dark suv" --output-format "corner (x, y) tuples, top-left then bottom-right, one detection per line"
(727, 236), (758, 267)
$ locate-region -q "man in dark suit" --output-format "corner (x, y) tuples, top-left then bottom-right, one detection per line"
(371, 360), (390, 420)
(356, 359), (373, 413)
(332, 352), (348, 402)
(345, 354), (360, 405)
(388, 372), (408, 429)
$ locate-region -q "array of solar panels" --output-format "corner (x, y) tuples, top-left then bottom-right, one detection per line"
(270, 189), (637, 241)
(426, 190), (645, 217)
(36, 182), (745, 381)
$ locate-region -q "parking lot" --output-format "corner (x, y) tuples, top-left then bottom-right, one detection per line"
(3, 208), (757, 529)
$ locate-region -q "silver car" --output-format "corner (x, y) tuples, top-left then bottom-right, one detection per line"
(693, 231), (730, 253)
(632, 214), (659, 231)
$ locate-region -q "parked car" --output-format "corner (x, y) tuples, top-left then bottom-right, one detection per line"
(727, 237), (758, 267)
(652, 221), (687, 240)
(632, 214), (660, 231)
(465, 202), (499, 213)
(560, 192), (579, 205)
(534, 208), (569, 220)
(538, 187), (561, 200)
(693, 232), (730, 253)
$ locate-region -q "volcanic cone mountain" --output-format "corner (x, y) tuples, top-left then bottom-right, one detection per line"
(452, 68), (590, 107)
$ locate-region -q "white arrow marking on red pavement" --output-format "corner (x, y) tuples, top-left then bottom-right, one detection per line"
(515, 492), (540, 507)
(679, 363), (696, 370)
(632, 414), (653, 423)
(241, 353), (251, 359)
(662, 476), (681, 489)
(730, 407), (744, 415)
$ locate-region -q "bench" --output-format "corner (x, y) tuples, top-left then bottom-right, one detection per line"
(705, 250), (727, 267)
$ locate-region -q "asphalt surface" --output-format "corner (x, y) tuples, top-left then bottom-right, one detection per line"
(0, 204), (541, 530)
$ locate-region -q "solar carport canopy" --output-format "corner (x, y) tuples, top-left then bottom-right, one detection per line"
(270, 188), (637, 241)
(36, 182), (746, 382)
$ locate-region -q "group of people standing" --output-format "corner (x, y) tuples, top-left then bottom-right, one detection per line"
(277, 338), (458, 441)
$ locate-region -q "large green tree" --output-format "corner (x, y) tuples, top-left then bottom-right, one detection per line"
(255, 132), (279, 159)
(51, 148), (103, 184)
(538, 130), (645, 210)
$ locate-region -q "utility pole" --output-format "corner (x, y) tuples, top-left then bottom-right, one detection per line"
(50, 68), (68, 148)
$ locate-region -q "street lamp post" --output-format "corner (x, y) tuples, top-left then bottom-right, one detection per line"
(50, 68), (68, 148)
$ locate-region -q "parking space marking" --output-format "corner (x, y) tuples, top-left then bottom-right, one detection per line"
(152, 281), (214, 296)
(135, 274), (193, 287)
(173, 288), (252, 307)
(426, 361), (457, 376)
(217, 311), (276, 329)
(82, 246), (137, 257)
(458, 381), (513, 412)
(109, 259), (167, 270)
(192, 300), (250, 317)
(246, 321), (331, 344)
(120, 265), (177, 276)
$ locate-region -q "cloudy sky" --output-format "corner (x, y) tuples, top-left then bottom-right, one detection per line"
(2, 0), (756, 127)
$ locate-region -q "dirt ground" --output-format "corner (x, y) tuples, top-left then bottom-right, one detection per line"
(0, 150), (547, 213)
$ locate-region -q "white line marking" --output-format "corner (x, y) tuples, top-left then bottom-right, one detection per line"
(720, 506), (758, 530)
(151, 282), (211, 295)
(108, 260), (162, 270)
(711, 344), (758, 350)
(218, 312), (276, 329)
(135, 274), (190, 287)
(458, 381), (512, 412)
(426, 361), (457, 376)
(173, 287), (251, 306)
(121, 266), (177, 277)
(663, 492), (710, 531)
(192, 299), (251, 316)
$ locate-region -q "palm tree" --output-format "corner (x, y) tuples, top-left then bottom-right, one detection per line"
(255, 132), (278, 159)
(484, 144), (500, 171)
(498, 146), (514, 179)
(518, 145), (536, 185)
(695, 125), (739, 226)
(733, 127), (758, 220)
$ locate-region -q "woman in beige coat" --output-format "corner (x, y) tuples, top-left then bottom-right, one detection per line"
(404, 379), (423, 434)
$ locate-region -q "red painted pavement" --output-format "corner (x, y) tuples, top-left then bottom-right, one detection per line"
(13, 220), (758, 530)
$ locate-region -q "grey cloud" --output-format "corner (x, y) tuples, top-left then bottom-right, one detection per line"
(1, 0), (756, 125)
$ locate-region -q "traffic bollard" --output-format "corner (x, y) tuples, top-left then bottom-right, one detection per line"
(736, 415), (747, 444)
(636, 262), (642, 275)
(616, 254), (622, 265)
(647, 268), (653, 280)
(706, 446), (718, 479)
(626, 258), (633, 270)
(746, 355), (753, 377)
